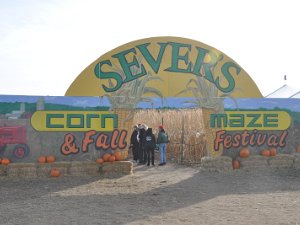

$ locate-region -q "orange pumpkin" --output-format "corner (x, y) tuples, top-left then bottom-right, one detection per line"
(296, 145), (300, 153)
(38, 156), (47, 163)
(232, 160), (240, 169)
(46, 155), (55, 163)
(269, 147), (277, 156)
(96, 158), (104, 164)
(102, 153), (111, 162)
(109, 155), (116, 162)
(1, 158), (10, 165)
(114, 151), (122, 161)
(261, 149), (270, 157)
(239, 147), (250, 158)
(50, 168), (61, 177)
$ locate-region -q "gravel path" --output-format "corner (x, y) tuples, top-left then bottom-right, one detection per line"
(0, 162), (300, 225)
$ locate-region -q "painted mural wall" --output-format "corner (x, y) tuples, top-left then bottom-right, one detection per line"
(0, 95), (299, 163)
(2, 37), (298, 163)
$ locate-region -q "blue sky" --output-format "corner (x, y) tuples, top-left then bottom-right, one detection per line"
(2, 95), (300, 113)
(0, 0), (299, 97)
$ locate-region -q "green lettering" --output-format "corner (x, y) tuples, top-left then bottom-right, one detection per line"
(247, 114), (261, 127)
(94, 60), (123, 92)
(229, 114), (244, 127)
(192, 47), (215, 83)
(86, 114), (100, 128)
(112, 48), (147, 83)
(264, 114), (278, 127)
(136, 42), (168, 73)
(67, 114), (84, 128)
(210, 114), (227, 128)
(217, 62), (240, 93)
(46, 114), (64, 128)
(165, 42), (192, 73)
(101, 114), (118, 128)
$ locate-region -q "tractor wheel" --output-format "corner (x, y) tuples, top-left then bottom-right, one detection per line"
(13, 144), (30, 159)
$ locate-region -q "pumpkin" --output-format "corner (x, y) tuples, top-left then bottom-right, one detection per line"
(38, 156), (47, 163)
(261, 149), (270, 157)
(232, 160), (240, 169)
(102, 153), (111, 162)
(296, 145), (300, 153)
(239, 147), (250, 158)
(108, 155), (116, 162)
(114, 151), (122, 161)
(46, 155), (55, 163)
(1, 158), (10, 165)
(50, 168), (61, 177)
(269, 147), (277, 156)
(96, 158), (104, 164)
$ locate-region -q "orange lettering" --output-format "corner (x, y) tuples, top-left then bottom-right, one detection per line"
(61, 133), (79, 155)
(82, 130), (97, 152)
(118, 130), (127, 149)
(110, 129), (119, 149)
(95, 133), (110, 150)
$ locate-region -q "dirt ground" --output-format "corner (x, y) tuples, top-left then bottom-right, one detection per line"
(0, 161), (300, 225)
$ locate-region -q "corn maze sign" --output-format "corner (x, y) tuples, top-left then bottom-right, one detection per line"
(0, 96), (299, 162)
(1, 37), (299, 162)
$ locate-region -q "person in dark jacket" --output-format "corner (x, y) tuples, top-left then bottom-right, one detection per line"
(137, 124), (148, 164)
(142, 128), (156, 166)
(129, 125), (139, 162)
(157, 125), (168, 166)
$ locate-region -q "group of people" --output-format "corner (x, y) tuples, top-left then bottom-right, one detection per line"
(129, 124), (169, 166)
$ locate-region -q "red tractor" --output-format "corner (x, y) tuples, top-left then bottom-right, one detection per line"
(0, 125), (30, 159)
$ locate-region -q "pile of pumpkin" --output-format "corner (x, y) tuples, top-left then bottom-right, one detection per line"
(232, 147), (278, 170)
(37, 155), (60, 177)
(38, 155), (56, 164)
(0, 157), (10, 166)
(96, 151), (123, 164)
(44, 151), (124, 177)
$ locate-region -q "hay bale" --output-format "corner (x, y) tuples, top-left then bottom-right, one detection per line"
(268, 154), (294, 169)
(69, 161), (99, 176)
(100, 161), (133, 175)
(292, 154), (300, 169)
(50, 162), (71, 176)
(0, 165), (7, 176)
(36, 163), (52, 177)
(37, 162), (72, 177)
(200, 156), (233, 172)
(238, 155), (268, 170)
(7, 163), (37, 178)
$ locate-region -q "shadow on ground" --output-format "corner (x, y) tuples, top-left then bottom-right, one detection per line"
(0, 163), (299, 225)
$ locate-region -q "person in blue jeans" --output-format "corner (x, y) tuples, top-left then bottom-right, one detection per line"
(156, 125), (169, 166)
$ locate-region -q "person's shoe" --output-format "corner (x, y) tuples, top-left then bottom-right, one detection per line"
(152, 163), (155, 166)
(163, 162), (166, 165)
(147, 164), (150, 166)
(159, 163), (164, 166)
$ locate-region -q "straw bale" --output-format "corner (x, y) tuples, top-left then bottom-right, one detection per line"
(238, 155), (269, 170)
(292, 154), (300, 169)
(7, 163), (37, 178)
(100, 161), (133, 175)
(200, 156), (233, 172)
(69, 161), (99, 176)
(268, 154), (294, 169)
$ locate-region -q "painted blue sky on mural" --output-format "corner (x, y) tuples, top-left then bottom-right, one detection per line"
(1, 95), (300, 112)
